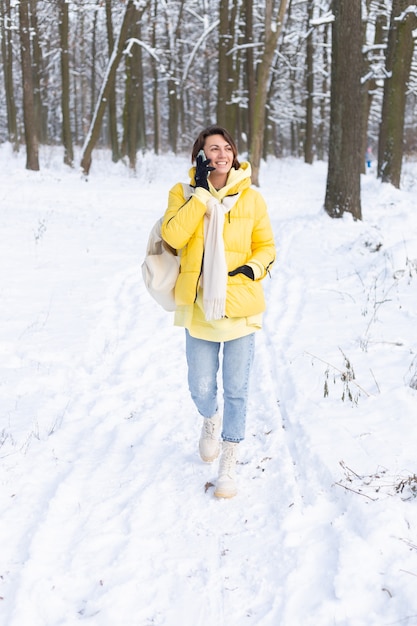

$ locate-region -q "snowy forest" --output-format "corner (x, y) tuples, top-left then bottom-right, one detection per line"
(1, 0), (417, 204)
(2, 3), (417, 624)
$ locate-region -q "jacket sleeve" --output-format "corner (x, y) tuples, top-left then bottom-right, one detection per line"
(248, 191), (276, 278)
(161, 183), (208, 250)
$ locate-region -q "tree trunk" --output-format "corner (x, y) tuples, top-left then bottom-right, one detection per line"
(19, 0), (39, 171)
(80, 0), (136, 176)
(244, 0), (255, 149)
(151, 0), (160, 154)
(166, 1), (185, 153)
(121, 9), (145, 169)
(324, 1), (362, 220)
(216, 0), (238, 134)
(0, 0), (18, 149)
(29, 0), (47, 143)
(167, 78), (178, 153)
(377, 0), (417, 188)
(317, 20), (331, 161)
(90, 2), (99, 119)
(59, 0), (73, 167)
(135, 31), (146, 153)
(361, 7), (387, 174)
(105, 0), (120, 163)
(78, 8), (88, 142)
(217, 0), (229, 127)
(304, 0), (314, 164)
(249, 0), (288, 186)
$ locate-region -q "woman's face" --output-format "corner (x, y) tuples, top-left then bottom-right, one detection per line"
(203, 134), (234, 177)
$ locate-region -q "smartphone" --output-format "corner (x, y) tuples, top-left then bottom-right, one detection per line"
(197, 149), (213, 176)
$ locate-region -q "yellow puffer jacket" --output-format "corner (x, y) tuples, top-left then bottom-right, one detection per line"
(161, 162), (275, 318)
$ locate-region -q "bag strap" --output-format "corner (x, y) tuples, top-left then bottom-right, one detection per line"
(181, 183), (194, 201)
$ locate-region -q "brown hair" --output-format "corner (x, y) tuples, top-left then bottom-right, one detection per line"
(191, 125), (240, 169)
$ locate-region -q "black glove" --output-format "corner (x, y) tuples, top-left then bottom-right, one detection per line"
(195, 154), (215, 190)
(228, 265), (255, 280)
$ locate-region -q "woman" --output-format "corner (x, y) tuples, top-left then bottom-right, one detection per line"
(161, 125), (275, 498)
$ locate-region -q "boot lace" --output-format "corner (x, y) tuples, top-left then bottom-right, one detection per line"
(202, 416), (218, 440)
(219, 444), (236, 478)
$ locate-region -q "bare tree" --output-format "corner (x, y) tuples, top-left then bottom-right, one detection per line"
(217, 0), (239, 136)
(249, 0), (289, 186)
(105, 0), (120, 163)
(29, 0), (46, 143)
(0, 0), (18, 149)
(80, 0), (137, 176)
(377, 0), (417, 188)
(242, 0), (255, 150)
(361, 1), (389, 174)
(3, 0), (416, 183)
(304, 0), (315, 164)
(59, 0), (73, 167)
(19, 0), (39, 171)
(324, 0), (362, 220)
(151, 0), (161, 154)
(121, 6), (146, 169)
(165, 1), (186, 153)
(317, 16), (331, 161)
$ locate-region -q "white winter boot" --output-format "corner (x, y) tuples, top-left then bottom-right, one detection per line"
(199, 412), (221, 462)
(214, 441), (238, 499)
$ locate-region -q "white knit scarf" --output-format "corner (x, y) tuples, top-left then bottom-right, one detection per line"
(202, 195), (240, 320)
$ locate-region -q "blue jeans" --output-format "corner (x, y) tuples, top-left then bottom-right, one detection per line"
(185, 330), (255, 442)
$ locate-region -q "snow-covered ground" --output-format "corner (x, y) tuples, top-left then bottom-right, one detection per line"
(1, 143), (417, 626)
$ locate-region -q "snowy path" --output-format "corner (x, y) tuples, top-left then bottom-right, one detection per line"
(1, 220), (347, 625)
(2, 154), (417, 625)
(2, 262), (301, 626)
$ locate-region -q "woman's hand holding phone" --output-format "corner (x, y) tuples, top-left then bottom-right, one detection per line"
(195, 150), (215, 190)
